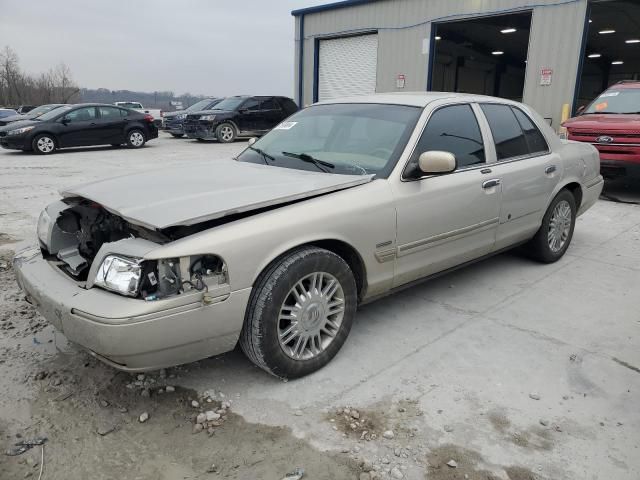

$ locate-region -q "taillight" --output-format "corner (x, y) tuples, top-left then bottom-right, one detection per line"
(143, 114), (154, 122)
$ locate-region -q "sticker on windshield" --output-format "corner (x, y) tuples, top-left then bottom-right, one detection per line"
(275, 121), (297, 130)
(600, 92), (620, 98)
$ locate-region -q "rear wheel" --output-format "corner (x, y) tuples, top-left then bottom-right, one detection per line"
(32, 134), (56, 155)
(216, 123), (236, 143)
(240, 247), (357, 378)
(526, 189), (576, 263)
(126, 129), (146, 148)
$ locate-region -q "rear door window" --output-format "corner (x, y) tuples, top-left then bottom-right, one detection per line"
(98, 106), (123, 120)
(511, 107), (549, 155)
(480, 104), (530, 160)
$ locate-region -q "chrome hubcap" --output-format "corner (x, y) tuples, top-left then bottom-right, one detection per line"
(548, 200), (572, 252)
(130, 132), (144, 146)
(278, 272), (345, 360)
(37, 137), (54, 153)
(220, 126), (233, 141)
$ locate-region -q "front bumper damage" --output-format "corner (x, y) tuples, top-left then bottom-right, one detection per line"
(13, 244), (250, 371)
(184, 120), (218, 140)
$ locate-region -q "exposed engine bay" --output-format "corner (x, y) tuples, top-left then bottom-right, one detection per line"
(37, 197), (228, 301)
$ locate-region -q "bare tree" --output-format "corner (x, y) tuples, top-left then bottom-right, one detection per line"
(0, 46), (80, 107)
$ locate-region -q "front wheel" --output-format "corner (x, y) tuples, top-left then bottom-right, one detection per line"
(126, 129), (146, 148)
(240, 247), (357, 378)
(215, 123), (236, 143)
(32, 134), (56, 155)
(526, 190), (576, 263)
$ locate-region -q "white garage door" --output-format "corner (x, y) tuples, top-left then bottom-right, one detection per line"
(318, 34), (378, 101)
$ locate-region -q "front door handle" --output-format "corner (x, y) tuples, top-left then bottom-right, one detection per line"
(482, 179), (501, 189)
(545, 165), (557, 174)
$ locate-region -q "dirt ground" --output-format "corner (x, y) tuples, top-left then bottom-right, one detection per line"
(1, 135), (639, 480)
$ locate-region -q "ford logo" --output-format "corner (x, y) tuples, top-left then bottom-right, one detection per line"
(596, 135), (614, 143)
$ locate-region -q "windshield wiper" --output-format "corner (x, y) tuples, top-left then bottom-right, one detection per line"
(282, 151), (335, 173)
(248, 145), (275, 165)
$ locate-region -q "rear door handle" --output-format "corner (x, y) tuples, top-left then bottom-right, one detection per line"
(482, 179), (501, 189)
(545, 165), (557, 174)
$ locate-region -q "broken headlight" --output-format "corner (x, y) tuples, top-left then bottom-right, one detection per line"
(36, 208), (52, 246)
(94, 255), (142, 297)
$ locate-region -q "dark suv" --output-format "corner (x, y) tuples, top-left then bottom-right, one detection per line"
(162, 98), (222, 138)
(183, 96), (298, 143)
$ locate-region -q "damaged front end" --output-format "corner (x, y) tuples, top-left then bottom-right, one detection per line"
(37, 198), (228, 302)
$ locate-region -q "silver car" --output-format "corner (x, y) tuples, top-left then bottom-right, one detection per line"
(13, 93), (603, 378)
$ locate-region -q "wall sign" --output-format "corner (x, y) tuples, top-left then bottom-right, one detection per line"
(396, 74), (406, 89)
(540, 68), (553, 86)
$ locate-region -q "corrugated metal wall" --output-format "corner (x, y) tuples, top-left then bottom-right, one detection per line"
(295, 0), (589, 127)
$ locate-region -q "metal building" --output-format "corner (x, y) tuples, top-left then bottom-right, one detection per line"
(292, 0), (640, 128)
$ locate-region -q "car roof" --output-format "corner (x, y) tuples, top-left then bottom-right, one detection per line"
(609, 81), (640, 90)
(315, 92), (521, 108)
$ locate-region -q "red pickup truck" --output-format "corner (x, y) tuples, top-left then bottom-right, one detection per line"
(563, 81), (640, 179)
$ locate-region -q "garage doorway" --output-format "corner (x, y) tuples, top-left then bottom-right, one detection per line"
(429, 12), (532, 101)
(316, 33), (378, 102)
(575, 0), (640, 110)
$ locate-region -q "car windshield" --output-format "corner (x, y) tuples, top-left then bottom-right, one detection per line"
(36, 105), (73, 121)
(186, 99), (216, 111)
(29, 104), (62, 116)
(236, 103), (422, 177)
(210, 97), (246, 111)
(584, 88), (640, 114)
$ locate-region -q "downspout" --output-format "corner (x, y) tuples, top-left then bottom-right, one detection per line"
(298, 14), (305, 108)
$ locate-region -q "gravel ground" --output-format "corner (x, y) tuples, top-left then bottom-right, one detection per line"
(0, 133), (639, 480)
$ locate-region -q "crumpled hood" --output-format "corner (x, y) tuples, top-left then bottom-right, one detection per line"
(61, 160), (373, 230)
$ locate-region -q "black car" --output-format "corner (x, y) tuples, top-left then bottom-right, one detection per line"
(16, 105), (35, 114)
(183, 95), (298, 143)
(0, 103), (68, 127)
(0, 103), (158, 154)
(162, 98), (222, 138)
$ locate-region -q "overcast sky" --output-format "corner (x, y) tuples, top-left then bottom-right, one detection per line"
(0, 0), (329, 97)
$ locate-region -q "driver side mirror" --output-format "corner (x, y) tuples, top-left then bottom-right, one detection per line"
(418, 151), (457, 175)
(61, 117), (70, 125)
(247, 137), (257, 146)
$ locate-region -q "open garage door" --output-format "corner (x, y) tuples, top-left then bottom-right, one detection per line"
(430, 12), (532, 101)
(317, 34), (378, 102)
(576, 0), (640, 110)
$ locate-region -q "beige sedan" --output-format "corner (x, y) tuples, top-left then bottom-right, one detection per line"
(14, 93), (603, 378)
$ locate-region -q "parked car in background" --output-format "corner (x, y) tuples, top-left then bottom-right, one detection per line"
(0, 103), (68, 126)
(183, 95), (298, 143)
(114, 102), (162, 127)
(563, 80), (640, 179)
(0, 108), (17, 119)
(162, 98), (222, 138)
(0, 103), (158, 154)
(16, 105), (35, 114)
(13, 93), (602, 377)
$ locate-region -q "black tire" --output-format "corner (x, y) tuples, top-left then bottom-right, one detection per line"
(215, 122), (236, 143)
(240, 246), (357, 379)
(126, 129), (146, 148)
(31, 134), (56, 155)
(170, 133), (184, 138)
(526, 189), (577, 263)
